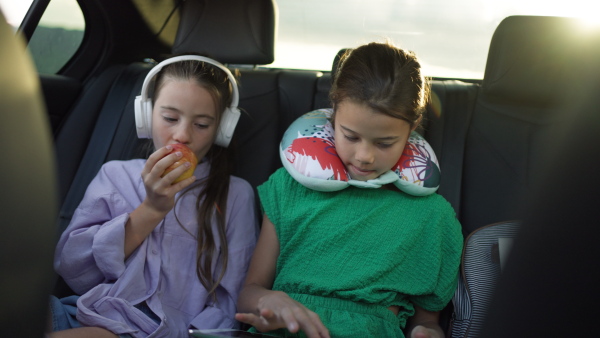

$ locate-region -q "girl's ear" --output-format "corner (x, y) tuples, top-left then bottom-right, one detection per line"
(411, 115), (423, 132)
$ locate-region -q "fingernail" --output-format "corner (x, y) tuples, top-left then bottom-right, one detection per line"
(184, 162), (191, 168)
(176, 151), (182, 157)
(166, 145), (172, 151)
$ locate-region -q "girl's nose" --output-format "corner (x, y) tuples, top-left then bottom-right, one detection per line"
(355, 143), (374, 164)
(173, 124), (192, 144)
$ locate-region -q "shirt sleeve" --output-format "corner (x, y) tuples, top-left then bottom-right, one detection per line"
(410, 212), (464, 312)
(189, 177), (259, 329)
(54, 162), (138, 295)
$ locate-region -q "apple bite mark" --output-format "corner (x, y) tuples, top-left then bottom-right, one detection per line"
(161, 143), (198, 183)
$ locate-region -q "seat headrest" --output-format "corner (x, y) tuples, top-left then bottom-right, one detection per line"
(482, 15), (589, 106)
(172, 0), (276, 65)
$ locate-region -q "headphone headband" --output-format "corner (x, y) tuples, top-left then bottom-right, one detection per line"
(134, 55), (241, 147)
(138, 55), (239, 108)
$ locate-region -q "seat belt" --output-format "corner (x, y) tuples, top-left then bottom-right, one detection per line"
(56, 63), (150, 236)
(436, 80), (478, 220)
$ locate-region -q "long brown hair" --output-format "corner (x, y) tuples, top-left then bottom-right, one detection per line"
(330, 41), (429, 127)
(152, 57), (237, 298)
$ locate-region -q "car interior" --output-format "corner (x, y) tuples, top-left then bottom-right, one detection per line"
(1, 0), (599, 337)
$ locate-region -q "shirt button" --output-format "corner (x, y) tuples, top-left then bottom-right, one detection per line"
(152, 249), (158, 254)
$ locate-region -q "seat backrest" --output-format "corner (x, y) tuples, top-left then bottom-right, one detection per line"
(56, 63), (153, 237)
(0, 13), (57, 337)
(479, 33), (600, 337)
(54, 64), (127, 205)
(172, 0), (276, 65)
(460, 15), (588, 233)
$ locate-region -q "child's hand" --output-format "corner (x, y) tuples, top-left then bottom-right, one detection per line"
(235, 291), (330, 338)
(141, 145), (196, 215)
(410, 324), (443, 338)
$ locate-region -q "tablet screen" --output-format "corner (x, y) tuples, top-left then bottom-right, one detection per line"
(188, 329), (277, 338)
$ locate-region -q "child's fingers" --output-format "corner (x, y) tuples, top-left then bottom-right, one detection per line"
(236, 305), (329, 338)
(170, 174), (196, 190)
(307, 311), (330, 338)
(279, 307), (300, 333)
(152, 152), (183, 178)
(235, 312), (266, 328)
(144, 160), (189, 193)
(143, 148), (182, 181)
(259, 308), (275, 319)
(234, 313), (261, 327)
(144, 146), (173, 172)
(283, 308), (329, 338)
(142, 158), (194, 209)
(410, 325), (438, 338)
(159, 161), (190, 182)
(234, 313), (256, 326)
(235, 312), (283, 332)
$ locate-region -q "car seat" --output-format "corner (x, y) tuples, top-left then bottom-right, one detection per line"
(0, 12), (58, 338)
(450, 15), (600, 337)
(460, 15), (592, 233)
(479, 25), (600, 337)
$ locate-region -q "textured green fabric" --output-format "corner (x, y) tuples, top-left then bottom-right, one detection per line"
(257, 167), (463, 336)
(249, 294), (403, 337)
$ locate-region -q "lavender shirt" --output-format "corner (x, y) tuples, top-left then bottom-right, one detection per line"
(54, 159), (258, 337)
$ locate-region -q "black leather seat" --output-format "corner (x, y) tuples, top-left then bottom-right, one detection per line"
(480, 26), (600, 337)
(460, 15), (590, 233)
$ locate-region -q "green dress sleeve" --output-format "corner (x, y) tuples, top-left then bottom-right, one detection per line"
(409, 212), (463, 312)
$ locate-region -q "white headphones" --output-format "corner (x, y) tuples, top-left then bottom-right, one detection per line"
(134, 55), (241, 147)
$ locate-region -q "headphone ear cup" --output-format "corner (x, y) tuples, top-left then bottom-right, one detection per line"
(134, 95), (153, 139)
(215, 107), (241, 147)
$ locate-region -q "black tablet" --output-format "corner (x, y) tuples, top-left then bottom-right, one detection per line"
(188, 329), (277, 338)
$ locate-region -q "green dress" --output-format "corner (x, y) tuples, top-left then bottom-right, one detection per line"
(256, 168), (463, 337)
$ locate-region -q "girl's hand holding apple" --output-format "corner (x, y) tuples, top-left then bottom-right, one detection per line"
(141, 144), (198, 215)
(160, 143), (198, 183)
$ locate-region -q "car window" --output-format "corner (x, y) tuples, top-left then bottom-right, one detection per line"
(2, 0), (598, 79)
(268, 0), (600, 79)
(0, 0), (85, 74)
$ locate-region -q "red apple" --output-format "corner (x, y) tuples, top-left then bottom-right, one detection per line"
(161, 143), (198, 183)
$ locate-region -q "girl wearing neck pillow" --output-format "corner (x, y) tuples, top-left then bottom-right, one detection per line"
(236, 42), (463, 338)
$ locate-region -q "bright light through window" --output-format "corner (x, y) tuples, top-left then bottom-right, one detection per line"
(0, 0), (32, 29)
(2, 0), (598, 79)
(0, 0), (85, 74)
(0, 0), (84, 30)
(268, 0), (600, 79)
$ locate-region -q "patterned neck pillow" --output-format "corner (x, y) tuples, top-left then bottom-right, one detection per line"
(280, 109), (441, 196)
